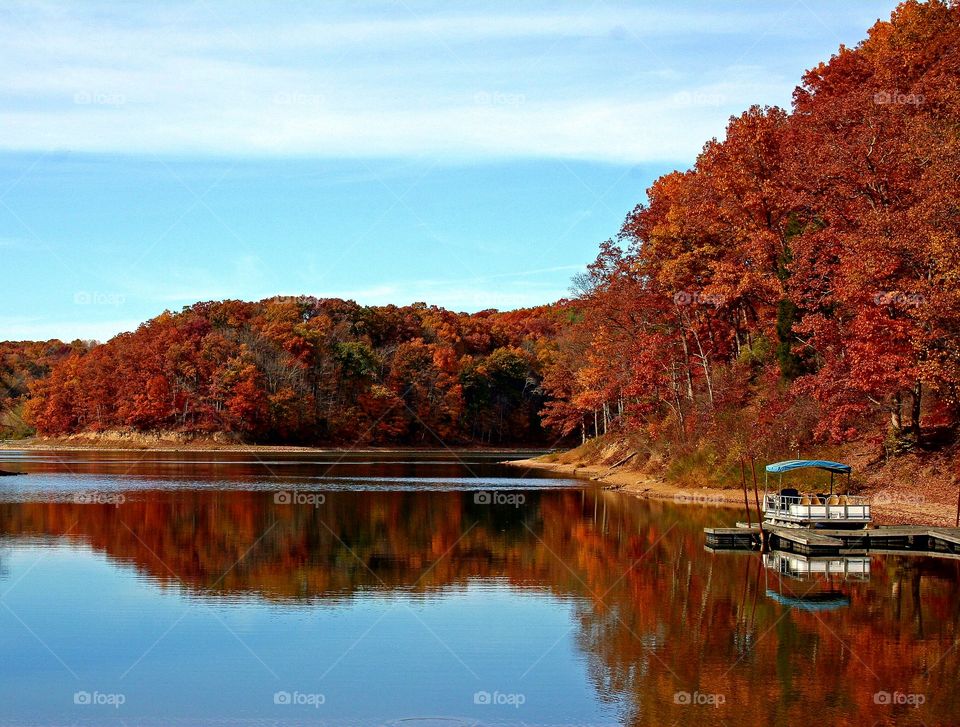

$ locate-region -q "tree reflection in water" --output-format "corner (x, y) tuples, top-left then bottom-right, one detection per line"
(0, 488), (957, 725)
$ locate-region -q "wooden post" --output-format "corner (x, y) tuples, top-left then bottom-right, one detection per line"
(955, 480), (959, 528)
(741, 459), (752, 528)
(750, 456), (762, 525)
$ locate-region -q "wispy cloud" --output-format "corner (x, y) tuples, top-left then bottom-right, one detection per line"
(0, 1), (892, 162)
(0, 1), (898, 342)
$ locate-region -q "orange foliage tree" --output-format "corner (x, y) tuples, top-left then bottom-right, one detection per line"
(541, 1), (960, 461)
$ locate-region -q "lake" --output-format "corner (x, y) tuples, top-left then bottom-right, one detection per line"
(0, 450), (957, 726)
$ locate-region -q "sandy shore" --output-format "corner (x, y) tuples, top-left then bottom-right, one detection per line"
(511, 457), (746, 507)
(506, 457), (960, 527)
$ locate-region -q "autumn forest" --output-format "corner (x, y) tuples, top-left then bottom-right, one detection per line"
(3, 1), (960, 464)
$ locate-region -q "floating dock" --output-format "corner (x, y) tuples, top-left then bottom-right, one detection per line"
(704, 525), (960, 558)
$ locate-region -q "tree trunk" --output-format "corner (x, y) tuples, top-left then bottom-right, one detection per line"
(910, 381), (922, 441)
(690, 327), (715, 407)
(678, 334), (695, 401)
(670, 365), (686, 438)
(890, 392), (903, 431)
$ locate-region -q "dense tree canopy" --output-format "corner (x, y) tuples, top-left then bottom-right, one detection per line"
(540, 0), (960, 459)
(23, 299), (566, 445)
(0, 339), (84, 438)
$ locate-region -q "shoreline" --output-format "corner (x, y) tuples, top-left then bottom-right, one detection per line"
(3, 439), (955, 527)
(505, 457), (960, 527)
(509, 458), (746, 508)
(0, 438), (549, 456)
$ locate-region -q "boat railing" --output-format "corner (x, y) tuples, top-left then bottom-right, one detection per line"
(763, 493), (871, 521)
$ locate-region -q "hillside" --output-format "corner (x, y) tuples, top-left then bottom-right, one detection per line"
(0, 339), (85, 438)
(21, 299), (571, 446)
(532, 0), (960, 485)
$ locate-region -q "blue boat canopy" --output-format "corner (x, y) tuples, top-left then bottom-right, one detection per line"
(765, 459), (852, 474)
(766, 590), (850, 611)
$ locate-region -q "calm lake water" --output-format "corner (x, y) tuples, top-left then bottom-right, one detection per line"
(0, 450), (957, 726)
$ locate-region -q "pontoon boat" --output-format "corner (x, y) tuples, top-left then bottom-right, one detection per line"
(761, 459), (871, 529)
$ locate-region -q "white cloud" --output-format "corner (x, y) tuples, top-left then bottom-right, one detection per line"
(0, 1), (861, 162)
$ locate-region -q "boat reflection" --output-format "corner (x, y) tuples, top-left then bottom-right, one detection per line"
(763, 551), (871, 580)
(761, 551), (869, 612)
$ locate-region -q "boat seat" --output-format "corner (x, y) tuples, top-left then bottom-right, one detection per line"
(827, 495), (840, 506)
(799, 495), (811, 506)
(838, 495), (849, 505)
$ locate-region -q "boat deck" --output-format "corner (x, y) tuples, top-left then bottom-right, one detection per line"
(704, 524), (960, 557)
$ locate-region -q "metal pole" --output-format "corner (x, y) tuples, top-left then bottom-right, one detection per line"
(741, 459), (752, 528)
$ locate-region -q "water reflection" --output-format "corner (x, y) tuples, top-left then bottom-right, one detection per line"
(0, 454), (957, 725)
(763, 551), (872, 581)
(759, 552), (869, 611)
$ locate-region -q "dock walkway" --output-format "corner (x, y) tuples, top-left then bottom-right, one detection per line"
(704, 524), (960, 557)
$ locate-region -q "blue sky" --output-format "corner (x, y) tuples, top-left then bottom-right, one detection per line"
(1, 0), (900, 341)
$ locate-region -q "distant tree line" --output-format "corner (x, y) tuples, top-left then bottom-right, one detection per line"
(22, 299), (569, 445)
